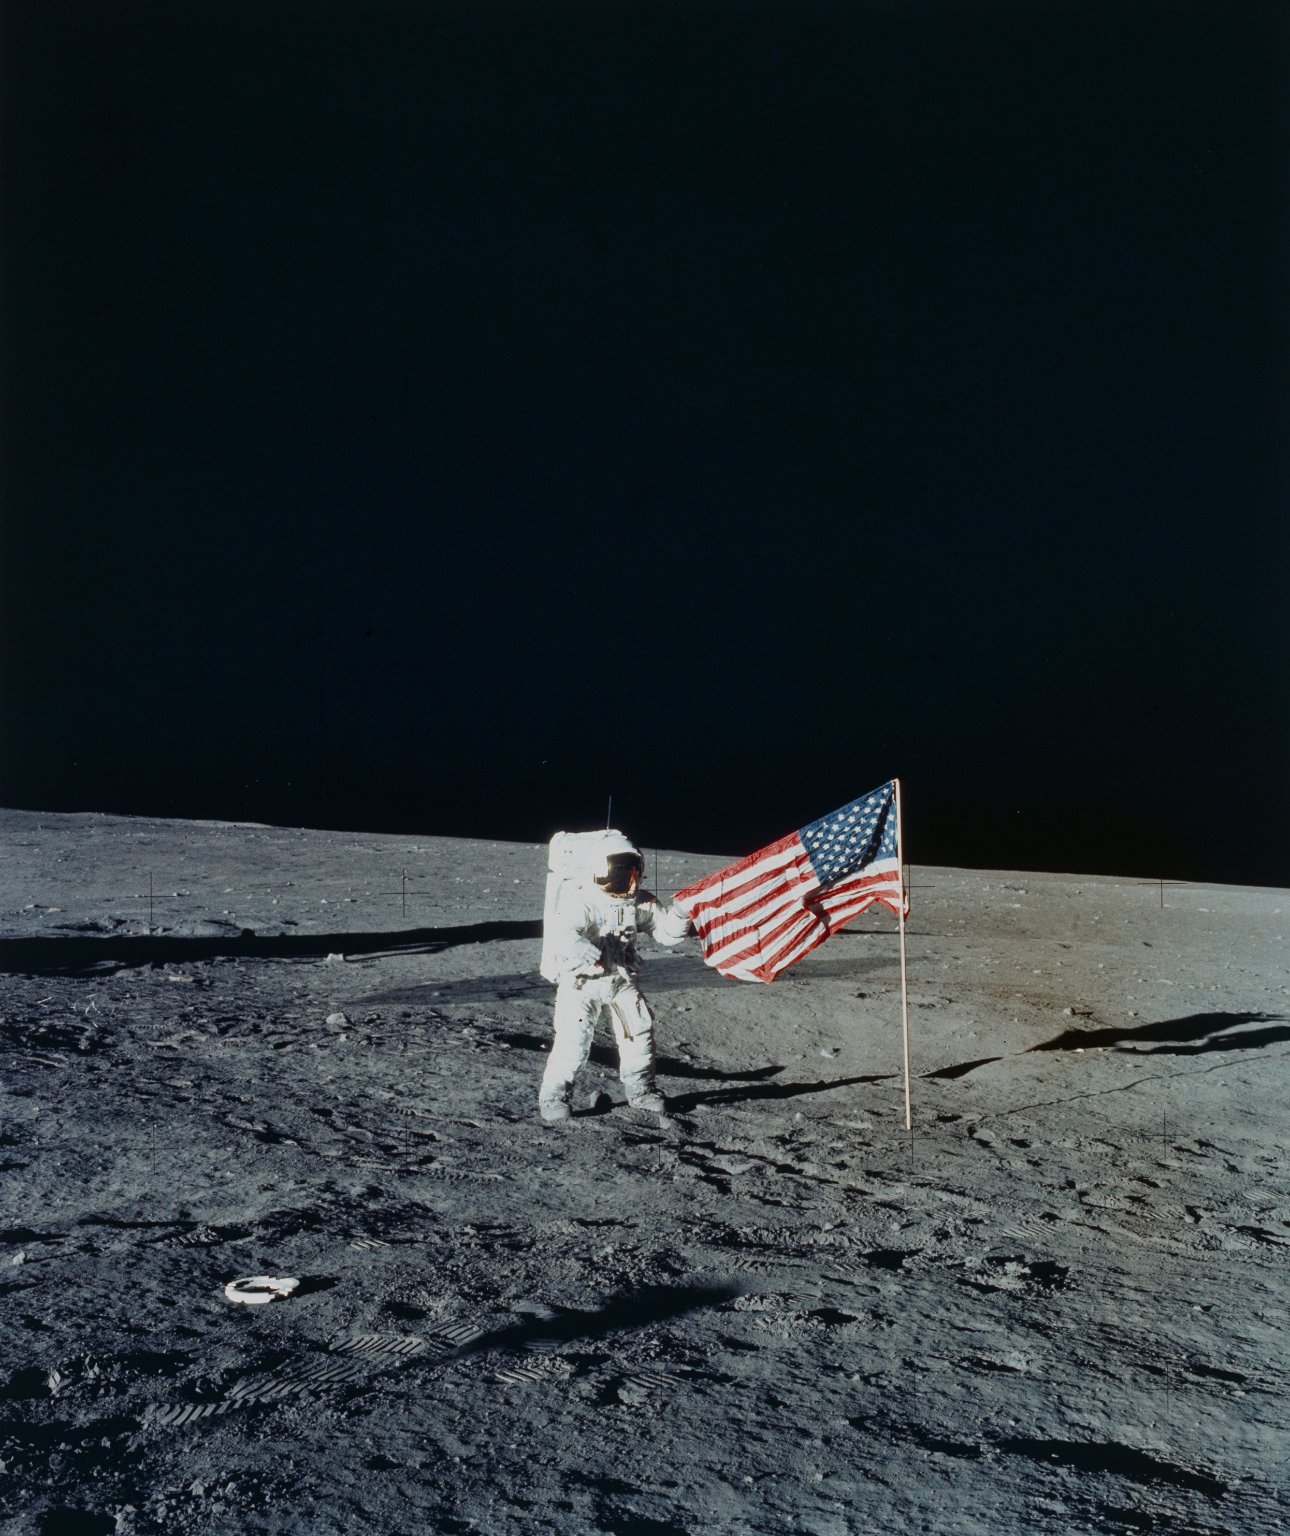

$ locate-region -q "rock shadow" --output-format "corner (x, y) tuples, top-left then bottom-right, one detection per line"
(851, 1418), (1227, 1500)
(1030, 1011), (1287, 1056)
(995, 1437), (1227, 1499)
(0, 920), (543, 977)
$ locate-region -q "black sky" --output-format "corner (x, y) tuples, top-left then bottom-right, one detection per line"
(2, 0), (1287, 884)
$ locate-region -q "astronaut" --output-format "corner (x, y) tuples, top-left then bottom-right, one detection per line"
(537, 829), (692, 1123)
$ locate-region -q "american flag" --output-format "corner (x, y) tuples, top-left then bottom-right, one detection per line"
(673, 781), (906, 984)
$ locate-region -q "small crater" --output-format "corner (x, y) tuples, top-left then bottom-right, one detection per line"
(807, 1306), (860, 1327)
(960, 1354), (1024, 1374)
(1025, 1260), (1070, 1290)
(961, 1256), (1071, 1294)
(862, 1249), (918, 1271)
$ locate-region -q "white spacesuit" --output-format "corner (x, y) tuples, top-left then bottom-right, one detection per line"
(537, 829), (692, 1123)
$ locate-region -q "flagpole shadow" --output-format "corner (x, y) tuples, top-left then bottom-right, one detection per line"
(920, 1056), (1004, 1081)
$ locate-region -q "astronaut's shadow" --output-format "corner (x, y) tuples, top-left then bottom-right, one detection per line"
(458, 1282), (740, 1358)
(493, 1025), (887, 1101)
(664, 1070), (895, 1114)
(495, 1027), (785, 1085)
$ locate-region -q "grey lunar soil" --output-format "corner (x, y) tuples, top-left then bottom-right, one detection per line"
(1, 808), (1287, 1536)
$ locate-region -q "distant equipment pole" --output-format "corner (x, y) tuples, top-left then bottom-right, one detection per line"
(895, 778), (913, 1132)
(606, 795), (613, 829)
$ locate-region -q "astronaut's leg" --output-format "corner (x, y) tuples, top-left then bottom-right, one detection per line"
(540, 979), (601, 1122)
(609, 984), (666, 1114)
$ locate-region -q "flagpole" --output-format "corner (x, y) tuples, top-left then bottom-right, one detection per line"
(894, 777), (912, 1132)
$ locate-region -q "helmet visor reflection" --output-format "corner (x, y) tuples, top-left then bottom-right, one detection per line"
(598, 854), (643, 896)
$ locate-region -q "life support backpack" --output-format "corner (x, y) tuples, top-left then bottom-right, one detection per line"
(539, 828), (641, 983)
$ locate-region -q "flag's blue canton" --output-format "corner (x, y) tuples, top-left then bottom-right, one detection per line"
(800, 783), (897, 884)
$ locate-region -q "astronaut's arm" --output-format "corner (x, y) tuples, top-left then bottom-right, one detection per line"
(548, 887), (604, 977)
(637, 892), (694, 947)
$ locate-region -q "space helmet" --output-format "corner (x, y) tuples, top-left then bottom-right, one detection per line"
(595, 849), (644, 898)
(560, 829), (643, 898)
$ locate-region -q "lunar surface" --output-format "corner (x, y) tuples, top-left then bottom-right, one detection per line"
(1, 808), (1287, 1535)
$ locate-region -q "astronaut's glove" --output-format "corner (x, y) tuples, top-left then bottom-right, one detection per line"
(671, 906), (697, 936)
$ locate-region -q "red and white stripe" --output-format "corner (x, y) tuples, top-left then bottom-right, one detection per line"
(674, 834), (903, 984)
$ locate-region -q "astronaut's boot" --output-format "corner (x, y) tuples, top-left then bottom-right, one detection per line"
(538, 1083), (573, 1123)
(622, 1072), (667, 1115)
